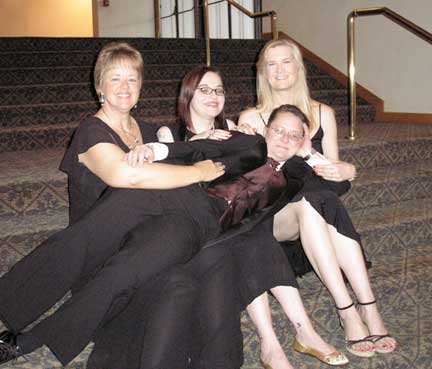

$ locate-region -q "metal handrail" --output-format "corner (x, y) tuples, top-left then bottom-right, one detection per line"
(153, 0), (277, 65)
(204, 0), (277, 65)
(154, 0), (160, 38)
(347, 7), (432, 140)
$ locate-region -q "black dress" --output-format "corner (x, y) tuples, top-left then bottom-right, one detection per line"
(278, 123), (367, 277)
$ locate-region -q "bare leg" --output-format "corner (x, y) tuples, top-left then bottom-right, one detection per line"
(246, 293), (294, 369)
(328, 228), (397, 352)
(270, 286), (336, 354)
(274, 199), (373, 353)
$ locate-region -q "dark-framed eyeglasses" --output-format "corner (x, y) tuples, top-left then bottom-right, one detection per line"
(270, 127), (303, 142)
(196, 86), (225, 96)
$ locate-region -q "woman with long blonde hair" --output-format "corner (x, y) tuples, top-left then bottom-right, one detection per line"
(237, 38), (396, 367)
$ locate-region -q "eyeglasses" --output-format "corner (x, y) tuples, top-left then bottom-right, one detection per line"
(270, 127), (303, 142)
(196, 86), (225, 96)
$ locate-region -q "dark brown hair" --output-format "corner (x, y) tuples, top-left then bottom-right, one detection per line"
(267, 104), (310, 129)
(177, 65), (225, 130)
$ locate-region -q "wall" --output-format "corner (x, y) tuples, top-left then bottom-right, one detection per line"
(97, 0), (254, 39)
(97, 0), (155, 37)
(263, 0), (432, 114)
(0, 0), (93, 37)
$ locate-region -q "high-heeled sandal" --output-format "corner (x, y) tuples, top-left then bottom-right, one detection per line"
(357, 300), (397, 354)
(336, 302), (376, 358)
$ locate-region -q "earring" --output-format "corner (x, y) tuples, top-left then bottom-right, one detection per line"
(99, 92), (105, 105)
(134, 102), (138, 109)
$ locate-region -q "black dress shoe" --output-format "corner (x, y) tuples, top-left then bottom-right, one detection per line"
(0, 330), (19, 365)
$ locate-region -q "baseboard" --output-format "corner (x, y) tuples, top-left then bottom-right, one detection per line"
(263, 32), (432, 124)
(375, 111), (432, 123)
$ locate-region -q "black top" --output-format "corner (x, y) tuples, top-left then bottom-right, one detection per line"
(60, 116), (158, 224)
(311, 125), (324, 154)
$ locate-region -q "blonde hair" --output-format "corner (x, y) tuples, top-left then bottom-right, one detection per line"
(94, 42), (143, 92)
(256, 39), (317, 131)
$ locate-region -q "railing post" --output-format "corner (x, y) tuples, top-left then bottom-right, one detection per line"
(154, 0), (160, 38)
(203, 0), (211, 66)
(347, 12), (356, 140)
(271, 12), (278, 40)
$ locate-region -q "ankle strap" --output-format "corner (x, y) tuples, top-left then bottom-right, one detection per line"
(336, 302), (355, 311)
(357, 300), (376, 306)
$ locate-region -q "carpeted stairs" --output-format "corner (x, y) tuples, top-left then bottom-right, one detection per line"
(0, 37), (431, 369)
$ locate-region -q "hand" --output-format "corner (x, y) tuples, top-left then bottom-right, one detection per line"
(296, 123), (312, 158)
(123, 144), (155, 167)
(189, 129), (232, 141)
(231, 122), (257, 135)
(313, 161), (356, 182)
(193, 160), (225, 182)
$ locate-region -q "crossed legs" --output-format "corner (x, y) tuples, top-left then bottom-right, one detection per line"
(274, 197), (395, 355)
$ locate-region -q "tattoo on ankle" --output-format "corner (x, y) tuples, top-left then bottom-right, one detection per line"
(296, 323), (302, 328)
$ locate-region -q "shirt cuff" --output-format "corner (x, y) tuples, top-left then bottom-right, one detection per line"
(146, 143), (169, 161)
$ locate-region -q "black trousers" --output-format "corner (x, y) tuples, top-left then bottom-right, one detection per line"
(88, 241), (243, 369)
(87, 266), (200, 369)
(90, 220), (299, 369)
(0, 186), (221, 365)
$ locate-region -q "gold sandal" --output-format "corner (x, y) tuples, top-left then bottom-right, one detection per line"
(294, 338), (349, 366)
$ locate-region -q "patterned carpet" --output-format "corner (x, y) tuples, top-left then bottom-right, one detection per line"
(0, 37), (431, 368)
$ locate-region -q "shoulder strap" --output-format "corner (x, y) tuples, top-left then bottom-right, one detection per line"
(259, 113), (268, 126)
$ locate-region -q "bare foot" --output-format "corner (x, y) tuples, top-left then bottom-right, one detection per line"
(338, 305), (376, 355)
(357, 302), (397, 353)
(295, 328), (338, 356)
(260, 340), (294, 369)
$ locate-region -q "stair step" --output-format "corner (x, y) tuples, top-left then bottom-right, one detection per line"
(0, 78), (370, 108)
(0, 149), (68, 219)
(0, 78), (258, 106)
(350, 197), (432, 259)
(2, 128), (430, 218)
(0, 63), (256, 86)
(0, 123), (77, 152)
(0, 60), (327, 92)
(0, 37), (203, 52)
(339, 122), (432, 168)
(0, 210), (68, 276)
(0, 48), (264, 68)
(0, 37), (265, 53)
(1, 195), (429, 275)
(0, 97), (372, 133)
(343, 161), (432, 211)
(0, 93), (256, 131)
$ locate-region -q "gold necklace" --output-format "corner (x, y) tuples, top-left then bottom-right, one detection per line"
(119, 126), (140, 149)
(99, 111), (140, 149)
